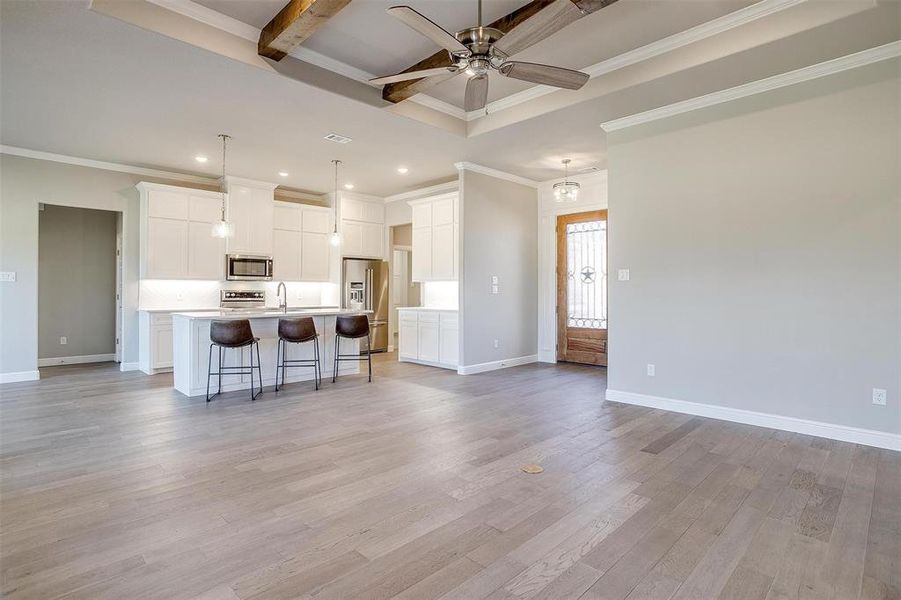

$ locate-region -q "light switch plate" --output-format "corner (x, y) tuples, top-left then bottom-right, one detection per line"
(647, 364), (655, 377)
(618, 269), (630, 282)
(0, 272), (16, 282)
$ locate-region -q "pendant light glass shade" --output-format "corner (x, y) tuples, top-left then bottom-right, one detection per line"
(329, 159), (342, 247)
(212, 134), (234, 238)
(553, 159), (580, 202)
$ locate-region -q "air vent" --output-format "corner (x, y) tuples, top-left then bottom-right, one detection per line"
(324, 133), (352, 144)
(578, 166), (600, 173)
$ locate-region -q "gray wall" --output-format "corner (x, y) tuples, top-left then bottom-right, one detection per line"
(607, 61), (900, 434)
(39, 205), (118, 359)
(0, 154), (215, 376)
(460, 170), (538, 366)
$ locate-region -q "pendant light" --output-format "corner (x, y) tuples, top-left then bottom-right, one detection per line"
(212, 133), (234, 238)
(553, 158), (580, 202)
(329, 159), (342, 247)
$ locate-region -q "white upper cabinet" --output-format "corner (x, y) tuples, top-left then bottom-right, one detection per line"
(271, 201), (331, 282)
(139, 183), (224, 280)
(340, 193), (384, 259)
(409, 193), (458, 282)
(226, 180), (276, 256)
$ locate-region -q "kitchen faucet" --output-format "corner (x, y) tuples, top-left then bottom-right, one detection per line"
(277, 281), (287, 313)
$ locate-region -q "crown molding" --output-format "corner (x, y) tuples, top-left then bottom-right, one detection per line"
(454, 162), (539, 188)
(601, 41), (901, 132)
(223, 175), (279, 190)
(384, 180), (459, 203)
(135, 181), (220, 196)
(461, 0), (807, 122)
(1, 145), (216, 185)
(407, 94), (468, 121)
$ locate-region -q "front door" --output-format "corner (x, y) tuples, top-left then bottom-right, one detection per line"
(556, 210), (608, 366)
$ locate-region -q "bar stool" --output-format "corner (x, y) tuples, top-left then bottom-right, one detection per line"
(333, 314), (372, 383)
(275, 317), (321, 391)
(206, 319), (263, 402)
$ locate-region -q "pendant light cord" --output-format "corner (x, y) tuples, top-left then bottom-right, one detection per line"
(218, 134), (231, 221)
(332, 159), (341, 233)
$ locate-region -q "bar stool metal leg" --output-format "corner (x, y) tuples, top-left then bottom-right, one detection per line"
(274, 338), (281, 391)
(206, 343), (214, 402)
(333, 334), (339, 383)
(367, 333), (372, 383)
(255, 341), (263, 398)
(218, 346), (222, 395)
(313, 337), (321, 390)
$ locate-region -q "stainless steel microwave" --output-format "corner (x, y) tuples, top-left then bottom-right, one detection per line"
(226, 254), (273, 281)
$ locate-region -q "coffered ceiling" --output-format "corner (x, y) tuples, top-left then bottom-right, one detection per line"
(1, 0), (897, 196)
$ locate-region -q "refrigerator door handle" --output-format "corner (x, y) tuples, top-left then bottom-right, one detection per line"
(366, 268), (373, 311)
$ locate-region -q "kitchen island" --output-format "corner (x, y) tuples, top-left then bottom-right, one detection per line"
(172, 308), (370, 397)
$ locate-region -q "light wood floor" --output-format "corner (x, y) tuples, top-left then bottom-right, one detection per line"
(1, 355), (898, 600)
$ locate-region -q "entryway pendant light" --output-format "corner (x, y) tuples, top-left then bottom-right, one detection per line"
(329, 159), (342, 247)
(553, 159), (580, 202)
(212, 133), (234, 238)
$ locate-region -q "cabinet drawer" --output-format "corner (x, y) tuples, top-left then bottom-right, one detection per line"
(439, 312), (458, 327)
(399, 311), (419, 323)
(418, 311), (439, 324)
(152, 313), (173, 327)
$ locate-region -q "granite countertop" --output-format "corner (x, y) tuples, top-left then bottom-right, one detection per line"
(396, 306), (458, 312)
(172, 307), (370, 320)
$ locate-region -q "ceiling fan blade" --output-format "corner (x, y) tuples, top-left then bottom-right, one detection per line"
(370, 66), (458, 85)
(386, 6), (469, 55)
(498, 61), (589, 90)
(492, 0), (582, 58)
(464, 74), (489, 112)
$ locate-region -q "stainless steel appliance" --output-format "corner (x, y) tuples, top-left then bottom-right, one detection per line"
(226, 254), (273, 281)
(220, 289), (265, 310)
(342, 258), (389, 353)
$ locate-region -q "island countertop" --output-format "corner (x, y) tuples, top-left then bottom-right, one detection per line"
(172, 308), (371, 320)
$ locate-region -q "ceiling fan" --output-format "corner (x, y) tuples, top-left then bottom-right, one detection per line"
(369, 0), (590, 112)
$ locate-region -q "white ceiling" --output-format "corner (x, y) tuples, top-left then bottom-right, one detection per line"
(1, 0), (895, 196)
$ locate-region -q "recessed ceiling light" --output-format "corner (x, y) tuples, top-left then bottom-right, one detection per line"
(195, 155), (208, 163)
(344, 183), (355, 190)
(278, 171), (289, 177)
(397, 166), (409, 174)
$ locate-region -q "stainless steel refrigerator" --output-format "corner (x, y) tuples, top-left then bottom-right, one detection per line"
(342, 258), (389, 353)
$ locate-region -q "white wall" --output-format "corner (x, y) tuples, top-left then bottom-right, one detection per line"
(0, 154), (217, 379)
(537, 170), (608, 362)
(38, 204), (118, 360)
(606, 60), (900, 442)
(459, 169), (539, 368)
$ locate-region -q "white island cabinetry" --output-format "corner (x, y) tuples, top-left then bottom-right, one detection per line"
(397, 308), (458, 370)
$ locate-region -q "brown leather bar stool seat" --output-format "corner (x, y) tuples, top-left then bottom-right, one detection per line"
(206, 319), (262, 402)
(275, 317), (321, 391)
(333, 314), (372, 383)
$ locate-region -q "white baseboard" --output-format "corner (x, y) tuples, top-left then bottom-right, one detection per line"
(605, 389), (901, 452)
(458, 354), (538, 375)
(0, 370), (40, 384)
(119, 362), (141, 372)
(537, 350), (556, 364)
(38, 354), (116, 367)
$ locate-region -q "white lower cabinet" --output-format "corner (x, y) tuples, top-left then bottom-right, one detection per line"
(139, 312), (175, 374)
(397, 309), (458, 370)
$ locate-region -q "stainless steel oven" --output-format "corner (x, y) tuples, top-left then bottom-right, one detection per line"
(226, 254), (273, 281)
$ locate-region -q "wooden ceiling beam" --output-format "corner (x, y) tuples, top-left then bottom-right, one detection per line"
(259, 0), (352, 61)
(381, 0), (619, 104)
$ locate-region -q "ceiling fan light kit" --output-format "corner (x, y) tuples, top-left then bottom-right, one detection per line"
(370, 0), (591, 112)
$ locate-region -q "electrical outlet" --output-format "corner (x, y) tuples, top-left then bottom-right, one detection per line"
(872, 388), (887, 406)
(618, 269), (630, 281)
(491, 284), (499, 295)
(493, 339), (499, 349)
(60, 336), (67, 345)
(0, 272), (16, 282)
(646, 363), (655, 377)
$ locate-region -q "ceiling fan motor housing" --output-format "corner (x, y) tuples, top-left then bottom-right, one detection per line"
(455, 26), (504, 58)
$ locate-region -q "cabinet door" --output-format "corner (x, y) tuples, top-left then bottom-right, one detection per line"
(147, 218), (188, 278)
(363, 202), (384, 224)
(453, 222), (459, 279)
(251, 188), (274, 255)
(418, 321), (440, 362)
(412, 227), (432, 281)
(342, 197), (363, 221)
(273, 229), (302, 280)
(189, 195), (221, 224)
(301, 232), (330, 281)
(302, 208), (330, 233)
(398, 313), (418, 359)
(188, 222), (224, 279)
(432, 198), (454, 226)
(152, 325), (174, 368)
(439, 313), (459, 366)
(227, 188), (253, 254)
(432, 223), (454, 280)
(342, 220), (363, 256)
(148, 190), (189, 220)
(411, 203), (432, 229)
(361, 222), (383, 258)
(273, 204), (302, 231)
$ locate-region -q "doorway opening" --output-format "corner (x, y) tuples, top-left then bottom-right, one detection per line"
(38, 204), (121, 368)
(389, 223), (420, 352)
(556, 210), (608, 366)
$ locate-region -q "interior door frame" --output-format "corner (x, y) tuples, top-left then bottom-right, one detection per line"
(556, 209), (608, 364)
